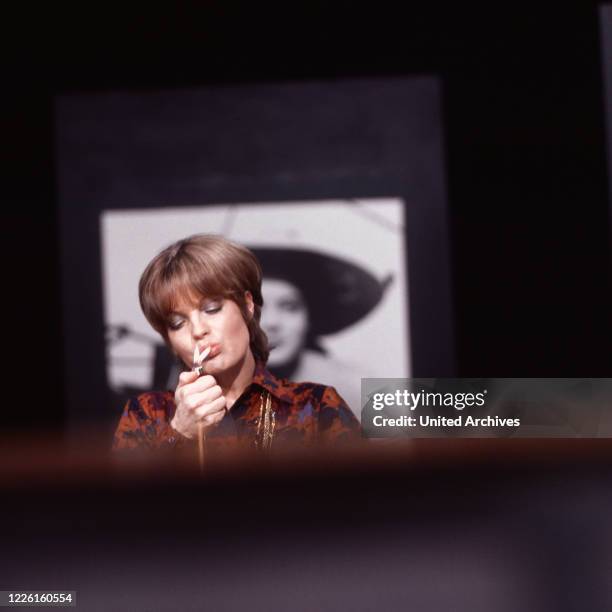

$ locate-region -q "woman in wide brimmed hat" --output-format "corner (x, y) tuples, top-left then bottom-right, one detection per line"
(112, 234), (361, 456)
(250, 247), (392, 418)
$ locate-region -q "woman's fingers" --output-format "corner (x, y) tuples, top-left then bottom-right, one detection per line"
(175, 373), (216, 403)
(174, 372), (226, 435)
(184, 385), (223, 410)
(177, 370), (200, 386)
(195, 396), (227, 420)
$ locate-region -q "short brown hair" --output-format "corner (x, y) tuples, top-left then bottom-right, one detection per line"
(139, 234), (269, 364)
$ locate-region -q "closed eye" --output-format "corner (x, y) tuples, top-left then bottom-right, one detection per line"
(202, 301), (223, 314)
(166, 299), (223, 330)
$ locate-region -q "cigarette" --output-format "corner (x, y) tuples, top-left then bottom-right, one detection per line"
(193, 345), (211, 377)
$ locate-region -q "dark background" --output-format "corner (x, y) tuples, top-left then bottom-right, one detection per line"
(3, 6), (612, 610)
(2, 3), (611, 431)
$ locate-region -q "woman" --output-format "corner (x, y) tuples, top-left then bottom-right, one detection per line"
(112, 234), (361, 453)
(252, 247), (393, 419)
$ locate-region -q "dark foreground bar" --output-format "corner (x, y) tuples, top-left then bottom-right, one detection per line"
(1, 433), (611, 611)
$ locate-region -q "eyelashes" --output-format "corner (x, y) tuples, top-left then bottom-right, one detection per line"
(167, 301), (223, 330)
(168, 320), (184, 331)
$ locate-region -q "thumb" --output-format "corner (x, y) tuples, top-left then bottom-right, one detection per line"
(177, 370), (199, 387)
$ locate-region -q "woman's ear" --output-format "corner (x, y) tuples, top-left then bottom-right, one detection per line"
(245, 291), (255, 318)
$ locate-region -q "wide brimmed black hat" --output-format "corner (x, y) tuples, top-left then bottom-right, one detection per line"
(249, 246), (393, 336)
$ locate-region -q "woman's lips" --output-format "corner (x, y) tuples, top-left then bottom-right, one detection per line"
(198, 342), (221, 359)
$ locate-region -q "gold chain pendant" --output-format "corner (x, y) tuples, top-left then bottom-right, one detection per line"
(256, 391), (275, 450)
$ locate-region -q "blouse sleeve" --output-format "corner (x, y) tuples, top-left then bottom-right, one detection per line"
(316, 386), (362, 444)
(112, 393), (188, 451)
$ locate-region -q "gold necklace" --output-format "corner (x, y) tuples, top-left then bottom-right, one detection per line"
(255, 391), (275, 450)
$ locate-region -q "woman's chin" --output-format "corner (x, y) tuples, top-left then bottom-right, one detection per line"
(204, 359), (221, 373)
(204, 350), (254, 376)
(205, 354), (229, 375)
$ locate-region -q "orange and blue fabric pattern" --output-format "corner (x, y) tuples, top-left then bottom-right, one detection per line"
(112, 362), (361, 452)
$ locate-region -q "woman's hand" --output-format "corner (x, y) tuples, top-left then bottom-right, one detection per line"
(170, 371), (227, 439)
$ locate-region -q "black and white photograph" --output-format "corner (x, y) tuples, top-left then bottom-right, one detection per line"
(102, 198), (408, 420)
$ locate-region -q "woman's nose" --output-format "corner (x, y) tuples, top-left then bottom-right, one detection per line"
(191, 312), (210, 338)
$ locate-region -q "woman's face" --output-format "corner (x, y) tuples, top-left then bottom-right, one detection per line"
(260, 278), (309, 367)
(166, 292), (254, 376)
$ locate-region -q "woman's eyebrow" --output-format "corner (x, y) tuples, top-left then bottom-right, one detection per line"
(166, 311), (185, 323)
(167, 302), (191, 317)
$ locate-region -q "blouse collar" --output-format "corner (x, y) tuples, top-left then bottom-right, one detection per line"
(251, 360), (295, 403)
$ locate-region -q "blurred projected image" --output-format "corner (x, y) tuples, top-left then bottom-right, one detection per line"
(102, 199), (409, 420)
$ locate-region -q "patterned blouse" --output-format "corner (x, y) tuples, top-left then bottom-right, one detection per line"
(112, 361), (361, 453)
